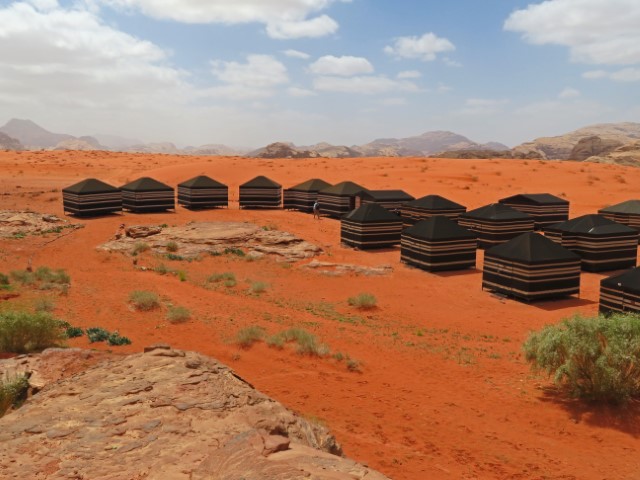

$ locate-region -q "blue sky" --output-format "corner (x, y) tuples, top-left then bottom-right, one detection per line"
(0, 0), (638, 148)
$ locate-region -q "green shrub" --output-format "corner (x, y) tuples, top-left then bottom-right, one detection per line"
(0, 311), (67, 353)
(348, 293), (377, 310)
(249, 281), (268, 294)
(268, 328), (329, 357)
(107, 332), (131, 346)
(34, 297), (55, 312)
(166, 241), (179, 252)
(235, 326), (265, 348)
(207, 272), (236, 287)
(165, 253), (184, 261)
(87, 327), (110, 343)
(65, 326), (84, 338)
(524, 313), (640, 403)
(10, 270), (35, 286)
(131, 242), (150, 255)
(34, 266), (70, 285)
(166, 306), (191, 324)
(224, 247), (245, 257)
(177, 270), (187, 282)
(129, 290), (160, 311)
(0, 375), (29, 417)
(0, 273), (9, 286)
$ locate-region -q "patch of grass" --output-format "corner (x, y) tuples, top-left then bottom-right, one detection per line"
(65, 326), (84, 338)
(176, 270), (187, 282)
(524, 313), (640, 403)
(107, 332), (132, 346)
(166, 241), (179, 252)
(0, 273), (10, 287)
(131, 242), (150, 256)
(0, 375), (29, 417)
(261, 223), (278, 231)
(348, 292), (377, 310)
(224, 247), (245, 257)
(208, 271), (237, 287)
(235, 325), (266, 348)
(86, 327), (110, 343)
(249, 281), (268, 294)
(129, 290), (160, 311)
(166, 306), (191, 324)
(165, 253), (185, 261)
(268, 328), (329, 357)
(34, 297), (55, 313)
(10, 270), (35, 286)
(0, 310), (67, 353)
(34, 267), (70, 285)
(154, 263), (171, 275)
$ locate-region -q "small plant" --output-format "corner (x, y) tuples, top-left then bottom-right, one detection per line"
(131, 242), (150, 256)
(155, 263), (170, 275)
(235, 326), (266, 348)
(261, 223), (278, 231)
(524, 313), (640, 403)
(129, 290), (160, 311)
(34, 267), (70, 285)
(166, 241), (179, 252)
(208, 272), (236, 287)
(86, 327), (110, 343)
(166, 306), (191, 324)
(107, 332), (132, 346)
(0, 311), (67, 353)
(165, 253), (184, 261)
(0, 375), (29, 417)
(177, 270), (187, 282)
(346, 356), (362, 372)
(65, 326), (84, 338)
(348, 293), (377, 310)
(249, 281), (268, 295)
(0, 273), (9, 287)
(10, 270), (35, 286)
(34, 297), (55, 312)
(268, 328), (329, 357)
(224, 247), (245, 257)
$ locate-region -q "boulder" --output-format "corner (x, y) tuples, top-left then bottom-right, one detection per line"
(569, 135), (624, 161)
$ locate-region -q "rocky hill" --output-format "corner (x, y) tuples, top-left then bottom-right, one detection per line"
(0, 346), (389, 479)
(361, 131), (509, 156)
(0, 132), (23, 150)
(513, 122), (640, 160)
(584, 140), (640, 167)
(54, 136), (105, 151)
(432, 149), (543, 160)
(0, 118), (74, 148)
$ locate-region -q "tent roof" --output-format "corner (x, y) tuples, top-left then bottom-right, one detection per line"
(240, 175), (281, 188)
(320, 181), (368, 196)
(178, 175), (227, 188)
(404, 215), (476, 240)
(120, 177), (173, 192)
(62, 178), (119, 194)
(287, 178), (332, 192)
(486, 232), (579, 263)
(342, 203), (401, 223)
(499, 193), (568, 205)
(405, 194), (466, 210)
(461, 203), (532, 221)
(358, 190), (415, 201)
(547, 214), (636, 234)
(601, 267), (640, 294)
(599, 199), (640, 215)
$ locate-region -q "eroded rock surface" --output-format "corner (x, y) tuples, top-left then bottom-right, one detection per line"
(99, 221), (322, 262)
(0, 346), (389, 480)
(0, 210), (80, 238)
(302, 260), (393, 276)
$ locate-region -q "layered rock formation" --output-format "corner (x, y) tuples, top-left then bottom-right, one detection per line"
(0, 211), (79, 238)
(0, 346), (389, 479)
(0, 132), (23, 151)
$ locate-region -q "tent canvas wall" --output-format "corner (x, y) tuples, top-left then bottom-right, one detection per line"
(401, 216), (477, 271)
(62, 178), (122, 216)
(458, 203), (535, 249)
(598, 200), (640, 233)
(341, 203), (402, 249)
(545, 214), (638, 272)
(317, 181), (368, 218)
(499, 193), (569, 230)
(120, 177), (174, 213)
(400, 195), (466, 227)
(177, 175), (228, 209)
(482, 232), (581, 301)
(356, 190), (415, 211)
(239, 176), (282, 208)
(283, 178), (332, 212)
(599, 267), (640, 315)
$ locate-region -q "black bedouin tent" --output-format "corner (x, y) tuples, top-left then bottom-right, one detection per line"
(177, 175), (228, 209)
(458, 203), (534, 249)
(599, 267), (640, 315)
(400, 195), (466, 227)
(545, 214), (638, 272)
(283, 178), (332, 212)
(120, 177), (174, 213)
(341, 203), (402, 249)
(239, 176), (282, 208)
(401, 216), (477, 272)
(62, 178), (121, 216)
(598, 200), (640, 233)
(317, 181), (368, 218)
(499, 193), (569, 230)
(482, 232), (581, 301)
(356, 190), (415, 211)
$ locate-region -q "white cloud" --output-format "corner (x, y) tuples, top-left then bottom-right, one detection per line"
(288, 86), (317, 97)
(212, 54), (288, 88)
(397, 70), (421, 79)
(504, 0), (640, 65)
(558, 87), (580, 99)
(459, 98), (508, 115)
(101, 0), (348, 39)
(309, 55), (374, 77)
(384, 32), (455, 61)
(443, 57), (462, 68)
(313, 75), (419, 94)
(380, 97), (407, 106)
(283, 49), (310, 60)
(583, 68), (640, 82)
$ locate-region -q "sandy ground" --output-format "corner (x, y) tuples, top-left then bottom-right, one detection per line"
(1, 150), (639, 480)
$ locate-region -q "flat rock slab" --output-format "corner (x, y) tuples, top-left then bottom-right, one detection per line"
(98, 221), (322, 262)
(302, 260), (393, 276)
(0, 346), (389, 480)
(0, 210), (80, 238)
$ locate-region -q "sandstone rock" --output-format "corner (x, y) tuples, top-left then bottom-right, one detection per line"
(0, 348), (389, 480)
(0, 132), (23, 151)
(0, 210), (79, 238)
(302, 260), (393, 276)
(569, 135), (624, 161)
(253, 142), (320, 159)
(125, 225), (163, 238)
(53, 139), (100, 151)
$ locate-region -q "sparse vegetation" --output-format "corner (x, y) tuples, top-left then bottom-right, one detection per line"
(165, 253), (185, 261)
(268, 328), (330, 357)
(0, 310), (67, 353)
(34, 297), (55, 312)
(207, 272), (237, 287)
(131, 242), (150, 255)
(86, 327), (110, 343)
(224, 247), (245, 257)
(249, 281), (268, 294)
(523, 313), (640, 403)
(108, 332), (132, 346)
(129, 290), (160, 311)
(235, 325), (266, 348)
(166, 306), (191, 324)
(0, 375), (29, 417)
(348, 292), (377, 310)
(166, 241), (179, 252)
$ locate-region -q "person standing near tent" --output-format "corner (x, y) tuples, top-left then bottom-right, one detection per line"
(313, 201), (320, 219)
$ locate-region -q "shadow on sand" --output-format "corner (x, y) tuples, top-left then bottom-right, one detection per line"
(530, 297), (597, 311)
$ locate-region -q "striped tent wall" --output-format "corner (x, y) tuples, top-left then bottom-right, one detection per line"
(499, 194), (569, 230)
(283, 179), (332, 212)
(239, 187), (282, 208)
(340, 204), (402, 249)
(357, 190), (415, 211)
(598, 201), (640, 234)
(122, 190), (175, 212)
(599, 268), (640, 315)
(401, 233), (476, 272)
(62, 178), (122, 216)
(177, 186), (228, 208)
(458, 217), (534, 249)
(400, 195), (466, 227)
(317, 193), (355, 217)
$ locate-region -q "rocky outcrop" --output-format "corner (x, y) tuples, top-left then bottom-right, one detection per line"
(0, 118), (74, 148)
(432, 149), (543, 159)
(53, 139), (102, 151)
(302, 260), (393, 276)
(125, 142), (182, 154)
(183, 144), (246, 156)
(585, 140), (640, 167)
(0, 211), (79, 238)
(568, 135), (625, 161)
(99, 221), (322, 262)
(361, 131), (509, 156)
(0, 346), (389, 479)
(0, 132), (23, 151)
(252, 142), (320, 159)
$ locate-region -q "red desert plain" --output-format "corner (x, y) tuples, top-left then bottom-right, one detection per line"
(1, 150), (640, 480)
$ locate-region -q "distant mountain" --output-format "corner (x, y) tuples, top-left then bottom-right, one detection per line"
(0, 132), (23, 150)
(93, 133), (142, 150)
(183, 144), (247, 156)
(0, 118), (74, 148)
(513, 122), (640, 160)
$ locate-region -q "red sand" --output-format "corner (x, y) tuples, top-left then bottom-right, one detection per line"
(1, 150), (639, 479)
